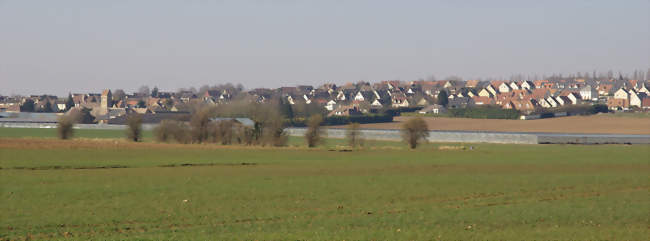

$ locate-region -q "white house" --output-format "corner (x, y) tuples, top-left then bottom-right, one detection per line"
(579, 85), (598, 101)
(636, 84), (649, 95)
(391, 93), (410, 108)
(613, 88), (629, 100)
(478, 88), (493, 97)
(336, 91), (346, 101)
(521, 81), (535, 90)
(354, 91), (365, 101)
(371, 99), (382, 107)
(629, 90), (643, 107)
(325, 100), (337, 111)
(286, 95), (295, 105)
(418, 104), (447, 114)
(545, 96), (559, 107)
(509, 82), (520, 90)
(555, 96), (571, 106)
(538, 98), (552, 108)
(56, 103), (67, 111)
(498, 83), (511, 93)
(486, 85), (499, 96)
(565, 92), (581, 105)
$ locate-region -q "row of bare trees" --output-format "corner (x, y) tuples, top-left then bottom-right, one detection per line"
(153, 106), (288, 146)
(57, 108), (429, 149)
(302, 115), (429, 149)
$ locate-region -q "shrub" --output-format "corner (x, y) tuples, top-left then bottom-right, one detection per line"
(262, 124), (288, 147)
(77, 107), (96, 124)
(346, 122), (363, 148)
(437, 90), (449, 107)
(125, 114), (143, 142)
(208, 120), (235, 145)
(305, 114), (324, 148)
(535, 104), (610, 117)
(235, 125), (256, 145)
(206, 122), (219, 143)
(401, 117), (429, 149)
(190, 107), (214, 143)
(292, 114), (393, 127)
(57, 113), (79, 140)
(253, 109), (288, 147)
(448, 106), (520, 119)
(154, 120), (190, 143)
(591, 104), (609, 114)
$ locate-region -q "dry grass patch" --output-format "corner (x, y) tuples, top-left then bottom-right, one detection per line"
(334, 115), (650, 134)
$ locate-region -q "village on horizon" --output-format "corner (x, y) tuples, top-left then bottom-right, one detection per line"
(2, 72), (650, 124)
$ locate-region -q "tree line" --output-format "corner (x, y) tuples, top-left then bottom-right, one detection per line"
(56, 108), (431, 149)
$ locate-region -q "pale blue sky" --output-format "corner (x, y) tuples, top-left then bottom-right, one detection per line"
(1, 0), (648, 95)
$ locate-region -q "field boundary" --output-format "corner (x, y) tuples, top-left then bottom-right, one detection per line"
(2, 122), (650, 144)
(286, 128), (650, 144)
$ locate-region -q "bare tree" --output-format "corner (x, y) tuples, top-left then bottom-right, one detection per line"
(138, 85), (150, 96)
(57, 111), (80, 140)
(305, 114), (324, 148)
(112, 89), (126, 102)
(208, 120), (235, 145)
(198, 85), (210, 95)
(401, 117), (429, 149)
(126, 114), (143, 142)
(190, 107), (215, 143)
(261, 117), (287, 147)
(154, 120), (190, 143)
(346, 122), (363, 148)
(236, 125), (255, 145)
(245, 100), (288, 146)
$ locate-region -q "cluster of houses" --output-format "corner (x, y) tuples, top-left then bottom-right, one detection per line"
(1, 78), (649, 123)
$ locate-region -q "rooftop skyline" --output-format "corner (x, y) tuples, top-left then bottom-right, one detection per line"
(1, 0), (649, 96)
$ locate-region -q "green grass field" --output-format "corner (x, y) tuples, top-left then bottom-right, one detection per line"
(0, 130), (648, 240)
(0, 127), (155, 140)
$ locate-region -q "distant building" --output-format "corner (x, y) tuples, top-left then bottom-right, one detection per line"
(418, 104), (447, 114)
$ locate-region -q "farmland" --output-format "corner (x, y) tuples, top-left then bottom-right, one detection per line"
(0, 127), (154, 140)
(1, 137), (648, 240)
(336, 114), (650, 135)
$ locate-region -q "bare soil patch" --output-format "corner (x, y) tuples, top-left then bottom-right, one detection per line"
(332, 115), (650, 135)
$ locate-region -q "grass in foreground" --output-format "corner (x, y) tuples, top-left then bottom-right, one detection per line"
(0, 138), (648, 240)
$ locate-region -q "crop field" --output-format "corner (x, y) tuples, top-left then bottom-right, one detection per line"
(336, 115), (650, 135)
(1, 136), (648, 240)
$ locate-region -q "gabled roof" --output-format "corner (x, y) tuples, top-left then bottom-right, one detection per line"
(204, 90), (221, 97)
(465, 80), (479, 88)
(391, 91), (407, 100)
(472, 96), (495, 105)
(642, 97), (650, 107)
(529, 88), (550, 99)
